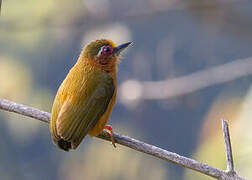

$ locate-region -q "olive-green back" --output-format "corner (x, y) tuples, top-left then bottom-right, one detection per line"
(50, 63), (115, 149)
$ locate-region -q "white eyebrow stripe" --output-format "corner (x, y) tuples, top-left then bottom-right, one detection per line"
(97, 46), (105, 58)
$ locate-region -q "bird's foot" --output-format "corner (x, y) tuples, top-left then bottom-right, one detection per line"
(104, 125), (116, 148)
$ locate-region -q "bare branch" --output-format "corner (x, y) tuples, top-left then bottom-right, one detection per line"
(222, 119), (234, 172)
(119, 57), (252, 103)
(0, 99), (50, 123)
(0, 98), (247, 180)
(98, 131), (225, 178)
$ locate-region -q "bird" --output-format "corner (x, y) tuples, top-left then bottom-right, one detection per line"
(50, 39), (132, 151)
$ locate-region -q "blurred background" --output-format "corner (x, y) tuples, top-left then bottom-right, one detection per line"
(1, 0), (252, 179)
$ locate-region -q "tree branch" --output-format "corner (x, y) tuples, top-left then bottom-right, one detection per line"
(119, 57), (252, 103)
(0, 98), (247, 180)
(222, 120), (234, 172)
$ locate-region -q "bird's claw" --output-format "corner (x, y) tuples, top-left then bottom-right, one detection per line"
(104, 125), (116, 148)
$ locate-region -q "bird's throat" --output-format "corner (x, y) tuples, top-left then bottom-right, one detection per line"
(83, 57), (118, 75)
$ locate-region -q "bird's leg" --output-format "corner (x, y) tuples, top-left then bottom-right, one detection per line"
(104, 125), (116, 148)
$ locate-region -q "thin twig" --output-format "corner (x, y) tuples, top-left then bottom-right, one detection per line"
(222, 119), (234, 172)
(0, 98), (247, 180)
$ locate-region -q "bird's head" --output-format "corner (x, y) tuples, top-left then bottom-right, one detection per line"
(81, 39), (131, 70)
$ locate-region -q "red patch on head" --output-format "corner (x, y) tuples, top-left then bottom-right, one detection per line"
(102, 45), (113, 56)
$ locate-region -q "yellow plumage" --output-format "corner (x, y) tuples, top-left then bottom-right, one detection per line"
(50, 39), (131, 151)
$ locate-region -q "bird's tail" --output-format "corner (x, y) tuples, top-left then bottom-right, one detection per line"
(51, 134), (71, 151)
(57, 139), (71, 152)
(51, 130), (72, 151)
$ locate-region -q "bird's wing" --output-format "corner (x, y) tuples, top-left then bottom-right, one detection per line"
(56, 72), (115, 149)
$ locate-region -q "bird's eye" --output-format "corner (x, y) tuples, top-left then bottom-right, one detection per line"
(102, 45), (113, 55)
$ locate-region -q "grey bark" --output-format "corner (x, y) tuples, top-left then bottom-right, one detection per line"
(0, 98), (247, 180)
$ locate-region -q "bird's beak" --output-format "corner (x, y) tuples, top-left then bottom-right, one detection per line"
(113, 42), (132, 56)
